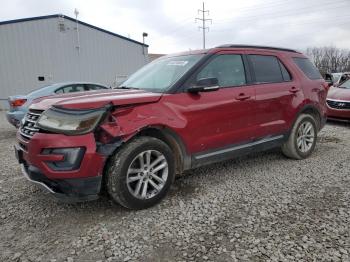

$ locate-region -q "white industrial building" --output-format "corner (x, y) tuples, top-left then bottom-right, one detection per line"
(0, 14), (149, 109)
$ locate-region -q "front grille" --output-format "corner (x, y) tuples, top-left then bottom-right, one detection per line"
(19, 110), (44, 139)
(326, 99), (350, 110)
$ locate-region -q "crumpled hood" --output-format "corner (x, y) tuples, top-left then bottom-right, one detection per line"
(327, 87), (350, 101)
(30, 89), (163, 110)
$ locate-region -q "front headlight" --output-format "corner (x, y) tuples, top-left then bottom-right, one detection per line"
(37, 107), (106, 135)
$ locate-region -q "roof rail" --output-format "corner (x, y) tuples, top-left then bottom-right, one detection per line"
(216, 44), (298, 53)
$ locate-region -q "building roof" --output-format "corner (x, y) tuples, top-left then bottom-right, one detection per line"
(0, 14), (148, 47)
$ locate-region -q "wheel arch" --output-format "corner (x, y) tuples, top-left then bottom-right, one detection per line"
(132, 125), (191, 174)
(297, 104), (322, 131)
(284, 104), (322, 141)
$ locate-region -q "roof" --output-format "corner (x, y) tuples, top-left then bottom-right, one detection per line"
(164, 45), (300, 58)
(216, 44), (298, 53)
(0, 14), (148, 47)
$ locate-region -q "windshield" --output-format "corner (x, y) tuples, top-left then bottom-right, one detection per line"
(339, 79), (350, 89)
(120, 54), (204, 92)
(332, 73), (342, 83)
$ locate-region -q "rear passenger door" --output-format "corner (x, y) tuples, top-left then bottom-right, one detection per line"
(247, 53), (302, 139)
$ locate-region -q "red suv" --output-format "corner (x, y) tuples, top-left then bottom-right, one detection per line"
(15, 45), (328, 209)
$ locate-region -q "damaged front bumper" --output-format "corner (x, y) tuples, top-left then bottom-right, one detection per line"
(20, 163), (101, 202)
(16, 131), (123, 202)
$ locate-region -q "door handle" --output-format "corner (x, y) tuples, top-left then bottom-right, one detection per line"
(235, 93), (251, 101)
(289, 86), (300, 93)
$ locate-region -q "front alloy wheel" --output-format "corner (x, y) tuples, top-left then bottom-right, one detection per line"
(126, 150), (168, 200)
(106, 136), (175, 210)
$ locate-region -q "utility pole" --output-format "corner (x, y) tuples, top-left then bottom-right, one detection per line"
(195, 2), (212, 49)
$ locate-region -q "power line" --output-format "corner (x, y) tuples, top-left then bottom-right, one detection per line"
(209, 17), (350, 47)
(263, 20), (350, 46)
(215, 0), (349, 23)
(153, 17), (194, 41)
(195, 2), (212, 49)
(156, 17), (193, 35)
(152, 0), (349, 50)
(214, 0), (349, 24)
(155, 0), (290, 41)
(154, 0), (348, 44)
(211, 13), (350, 34)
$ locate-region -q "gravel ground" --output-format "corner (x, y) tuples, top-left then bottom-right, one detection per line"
(0, 111), (349, 262)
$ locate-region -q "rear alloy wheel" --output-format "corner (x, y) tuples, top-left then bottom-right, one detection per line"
(282, 114), (317, 159)
(296, 121), (315, 153)
(106, 136), (175, 209)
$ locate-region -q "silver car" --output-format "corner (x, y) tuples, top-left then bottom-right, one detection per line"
(6, 82), (109, 127)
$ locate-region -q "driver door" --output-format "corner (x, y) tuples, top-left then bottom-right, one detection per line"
(163, 52), (256, 156)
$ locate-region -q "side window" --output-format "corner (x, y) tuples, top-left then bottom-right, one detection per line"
(55, 85), (84, 94)
(195, 55), (246, 87)
(55, 88), (64, 94)
(74, 85), (85, 92)
(292, 57), (322, 80)
(55, 85), (74, 94)
(249, 55), (284, 83)
(279, 61), (292, 81)
(86, 84), (106, 90)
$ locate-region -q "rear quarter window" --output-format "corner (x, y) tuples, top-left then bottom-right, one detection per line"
(292, 57), (322, 80)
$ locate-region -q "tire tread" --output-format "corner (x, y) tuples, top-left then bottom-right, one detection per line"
(282, 114), (317, 160)
(105, 136), (174, 209)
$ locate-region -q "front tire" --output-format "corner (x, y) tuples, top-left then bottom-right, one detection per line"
(282, 114), (317, 160)
(105, 136), (175, 210)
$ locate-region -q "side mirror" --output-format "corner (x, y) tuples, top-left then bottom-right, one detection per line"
(187, 77), (220, 93)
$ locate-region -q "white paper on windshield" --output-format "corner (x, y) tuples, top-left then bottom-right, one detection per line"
(167, 61), (189, 66)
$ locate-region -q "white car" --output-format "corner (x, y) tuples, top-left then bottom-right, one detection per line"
(332, 72), (350, 86)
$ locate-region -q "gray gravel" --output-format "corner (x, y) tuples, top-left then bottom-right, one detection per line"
(0, 111), (349, 262)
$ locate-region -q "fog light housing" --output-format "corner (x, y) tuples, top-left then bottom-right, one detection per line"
(42, 147), (85, 171)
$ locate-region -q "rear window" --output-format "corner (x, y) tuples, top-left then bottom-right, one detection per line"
(292, 57), (322, 80)
(249, 55), (286, 83)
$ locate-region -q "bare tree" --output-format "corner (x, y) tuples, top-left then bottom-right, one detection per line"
(305, 46), (350, 75)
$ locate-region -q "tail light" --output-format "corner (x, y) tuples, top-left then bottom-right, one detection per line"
(10, 99), (27, 107)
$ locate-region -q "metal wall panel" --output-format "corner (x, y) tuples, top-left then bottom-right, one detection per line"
(0, 16), (148, 109)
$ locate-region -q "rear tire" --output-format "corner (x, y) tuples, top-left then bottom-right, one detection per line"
(282, 114), (317, 160)
(105, 136), (175, 210)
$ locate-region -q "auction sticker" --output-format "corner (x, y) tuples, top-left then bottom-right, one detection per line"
(167, 61), (189, 66)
